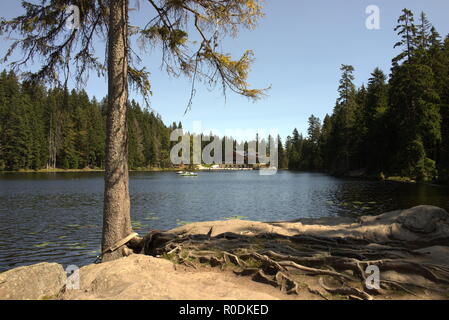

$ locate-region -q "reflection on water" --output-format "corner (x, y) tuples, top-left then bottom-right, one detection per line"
(0, 171), (448, 272)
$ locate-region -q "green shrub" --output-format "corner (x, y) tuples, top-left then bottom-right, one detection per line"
(414, 157), (437, 182)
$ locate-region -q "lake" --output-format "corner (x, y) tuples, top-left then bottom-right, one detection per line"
(0, 170), (448, 272)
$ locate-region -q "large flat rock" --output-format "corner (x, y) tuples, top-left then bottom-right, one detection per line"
(0, 262), (66, 300)
(62, 254), (299, 300)
(171, 205), (449, 247)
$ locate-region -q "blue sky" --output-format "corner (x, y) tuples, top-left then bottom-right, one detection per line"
(1, 0), (449, 141)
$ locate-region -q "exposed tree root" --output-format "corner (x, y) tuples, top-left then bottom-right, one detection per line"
(129, 231), (449, 300)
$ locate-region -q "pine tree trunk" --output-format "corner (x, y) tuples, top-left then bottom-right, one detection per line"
(102, 0), (132, 262)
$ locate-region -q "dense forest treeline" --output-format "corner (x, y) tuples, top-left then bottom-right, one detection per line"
(0, 71), (177, 171)
(0, 9), (448, 184)
(278, 9), (449, 183)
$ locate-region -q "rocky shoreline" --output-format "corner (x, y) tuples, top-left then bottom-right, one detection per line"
(1, 205), (449, 300)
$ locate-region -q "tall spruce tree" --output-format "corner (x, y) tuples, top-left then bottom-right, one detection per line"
(1, 0), (266, 261)
(389, 9), (441, 181)
(330, 65), (359, 174)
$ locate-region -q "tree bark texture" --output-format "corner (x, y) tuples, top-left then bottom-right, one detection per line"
(102, 0), (132, 262)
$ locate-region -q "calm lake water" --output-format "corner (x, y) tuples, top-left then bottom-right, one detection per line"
(0, 171), (448, 272)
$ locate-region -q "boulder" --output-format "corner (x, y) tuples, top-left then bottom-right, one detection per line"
(356, 205), (449, 246)
(0, 262), (66, 300)
(390, 205), (449, 244)
(396, 205), (449, 234)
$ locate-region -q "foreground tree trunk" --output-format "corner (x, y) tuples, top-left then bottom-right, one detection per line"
(102, 0), (132, 262)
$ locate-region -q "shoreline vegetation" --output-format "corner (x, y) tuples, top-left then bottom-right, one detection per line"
(1, 205), (449, 300)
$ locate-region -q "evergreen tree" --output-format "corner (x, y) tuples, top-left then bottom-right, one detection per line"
(329, 65), (359, 174)
(305, 115), (322, 170)
(389, 10), (441, 181)
(319, 114), (333, 171)
(364, 68), (389, 173)
(393, 9), (417, 67)
(438, 36), (449, 182)
(277, 135), (287, 169)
